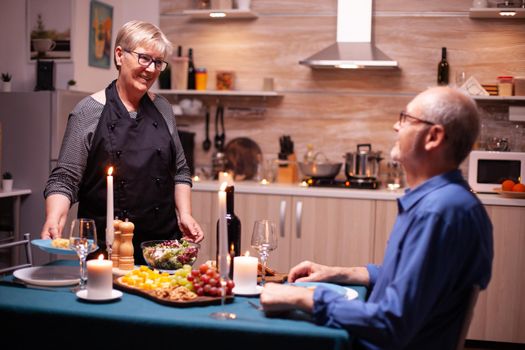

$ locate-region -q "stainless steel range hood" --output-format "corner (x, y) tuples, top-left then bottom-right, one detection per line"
(299, 0), (398, 69)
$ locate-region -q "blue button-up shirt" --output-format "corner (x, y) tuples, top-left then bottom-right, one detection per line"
(313, 170), (493, 350)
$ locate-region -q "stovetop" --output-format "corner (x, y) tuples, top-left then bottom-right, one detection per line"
(305, 177), (380, 189)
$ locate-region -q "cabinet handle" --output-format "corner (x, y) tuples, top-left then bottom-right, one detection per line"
(279, 200), (287, 238)
(295, 201), (303, 239)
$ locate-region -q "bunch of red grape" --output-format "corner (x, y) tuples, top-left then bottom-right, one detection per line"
(187, 264), (234, 297)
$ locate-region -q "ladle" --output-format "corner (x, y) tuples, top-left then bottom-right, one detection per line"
(202, 107), (211, 151)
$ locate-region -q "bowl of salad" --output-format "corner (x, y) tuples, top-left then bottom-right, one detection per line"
(141, 239), (200, 272)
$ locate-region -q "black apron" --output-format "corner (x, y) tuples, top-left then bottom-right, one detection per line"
(78, 80), (180, 263)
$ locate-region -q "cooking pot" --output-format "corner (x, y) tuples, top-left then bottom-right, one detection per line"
(298, 161), (342, 179)
(299, 152), (342, 179)
(345, 144), (383, 179)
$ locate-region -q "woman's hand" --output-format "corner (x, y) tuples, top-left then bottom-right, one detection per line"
(178, 212), (204, 243)
(40, 194), (71, 239)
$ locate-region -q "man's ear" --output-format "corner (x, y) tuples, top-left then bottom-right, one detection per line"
(424, 125), (447, 151)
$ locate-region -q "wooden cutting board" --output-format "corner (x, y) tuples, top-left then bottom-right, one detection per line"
(114, 277), (234, 307)
(257, 273), (287, 284)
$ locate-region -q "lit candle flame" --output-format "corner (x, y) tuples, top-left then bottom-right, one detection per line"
(98, 254), (104, 260)
(107, 166), (113, 176)
(244, 251), (250, 257)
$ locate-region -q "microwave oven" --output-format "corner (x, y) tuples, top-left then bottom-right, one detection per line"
(468, 150), (525, 193)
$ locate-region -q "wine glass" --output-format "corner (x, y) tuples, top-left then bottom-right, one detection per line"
(68, 218), (98, 290)
(251, 219), (278, 286)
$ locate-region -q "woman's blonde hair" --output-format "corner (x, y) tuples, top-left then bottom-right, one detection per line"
(113, 20), (173, 70)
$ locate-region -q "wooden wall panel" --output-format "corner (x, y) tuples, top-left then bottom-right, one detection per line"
(160, 0), (525, 171)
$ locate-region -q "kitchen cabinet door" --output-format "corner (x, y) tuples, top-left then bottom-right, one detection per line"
(191, 191), (214, 267)
(235, 193), (293, 273)
(290, 197), (376, 268)
(468, 205), (525, 344)
(372, 200), (398, 264)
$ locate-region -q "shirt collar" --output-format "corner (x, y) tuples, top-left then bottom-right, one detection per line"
(398, 170), (466, 213)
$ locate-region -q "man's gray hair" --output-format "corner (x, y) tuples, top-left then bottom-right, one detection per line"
(417, 87), (480, 165)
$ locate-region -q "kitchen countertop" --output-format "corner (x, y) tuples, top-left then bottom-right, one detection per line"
(192, 180), (525, 207)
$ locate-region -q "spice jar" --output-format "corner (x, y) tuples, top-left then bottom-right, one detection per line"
(216, 71), (235, 90)
(497, 76), (514, 96)
(514, 76), (525, 96)
(195, 67), (208, 91)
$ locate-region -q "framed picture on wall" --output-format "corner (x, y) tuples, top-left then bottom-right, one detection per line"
(27, 0), (72, 61)
(88, 0), (113, 69)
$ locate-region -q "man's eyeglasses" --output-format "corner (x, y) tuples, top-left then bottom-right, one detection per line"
(123, 49), (168, 71)
(399, 111), (435, 127)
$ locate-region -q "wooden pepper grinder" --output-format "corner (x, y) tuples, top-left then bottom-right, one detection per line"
(111, 218), (123, 268)
(118, 219), (135, 270)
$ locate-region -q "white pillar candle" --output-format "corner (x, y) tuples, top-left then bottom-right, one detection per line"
(233, 253), (258, 293)
(218, 171), (233, 185)
(87, 255), (113, 299)
(106, 166), (114, 246)
(218, 182), (229, 278)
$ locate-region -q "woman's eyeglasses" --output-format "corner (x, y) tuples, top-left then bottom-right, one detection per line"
(399, 111), (435, 127)
(123, 49), (168, 71)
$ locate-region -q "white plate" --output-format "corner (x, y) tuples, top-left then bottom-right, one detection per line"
(293, 282), (358, 300)
(13, 266), (80, 286)
(76, 289), (123, 302)
(233, 285), (263, 296)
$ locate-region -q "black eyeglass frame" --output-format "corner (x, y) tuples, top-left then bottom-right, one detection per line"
(399, 111), (436, 126)
(123, 49), (169, 71)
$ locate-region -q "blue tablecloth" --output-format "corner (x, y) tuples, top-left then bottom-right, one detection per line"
(0, 261), (366, 349)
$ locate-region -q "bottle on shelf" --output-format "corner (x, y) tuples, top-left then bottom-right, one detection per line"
(437, 47), (449, 86)
(303, 144), (315, 163)
(187, 48), (196, 90)
(216, 185), (241, 279)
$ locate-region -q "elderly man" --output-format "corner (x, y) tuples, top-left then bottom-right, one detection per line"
(260, 87), (494, 350)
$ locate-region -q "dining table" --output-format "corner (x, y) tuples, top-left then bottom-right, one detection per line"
(0, 260), (366, 349)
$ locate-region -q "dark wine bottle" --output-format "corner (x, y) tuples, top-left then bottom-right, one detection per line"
(437, 47), (449, 86)
(187, 48), (196, 90)
(216, 185), (241, 279)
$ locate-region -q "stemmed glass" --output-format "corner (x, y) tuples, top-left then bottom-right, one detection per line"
(68, 218), (98, 291)
(209, 254), (236, 320)
(251, 219), (278, 286)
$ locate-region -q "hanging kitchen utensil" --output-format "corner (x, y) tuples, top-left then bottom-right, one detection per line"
(214, 105), (225, 151)
(202, 106), (211, 151)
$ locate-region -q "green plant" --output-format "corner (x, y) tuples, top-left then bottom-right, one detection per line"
(31, 14), (50, 39)
(2, 171), (13, 180)
(1, 73), (11, 82)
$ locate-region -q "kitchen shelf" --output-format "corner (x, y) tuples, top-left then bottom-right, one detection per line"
(157, 89), (281, 98)
(182, 9), (258, 19)
(472, 95), (525, 102)
(469, 8), (525, 18)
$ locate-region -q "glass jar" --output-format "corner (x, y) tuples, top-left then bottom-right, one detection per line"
(497, 76), (513, 96)
(195, 67), (207, 91)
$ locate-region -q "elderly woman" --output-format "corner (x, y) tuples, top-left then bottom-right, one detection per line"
(41, 20), (203, 263)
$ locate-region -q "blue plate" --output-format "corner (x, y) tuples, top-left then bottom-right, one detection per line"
(31, 239), (98, 256)
(292, 282), (358, 300)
